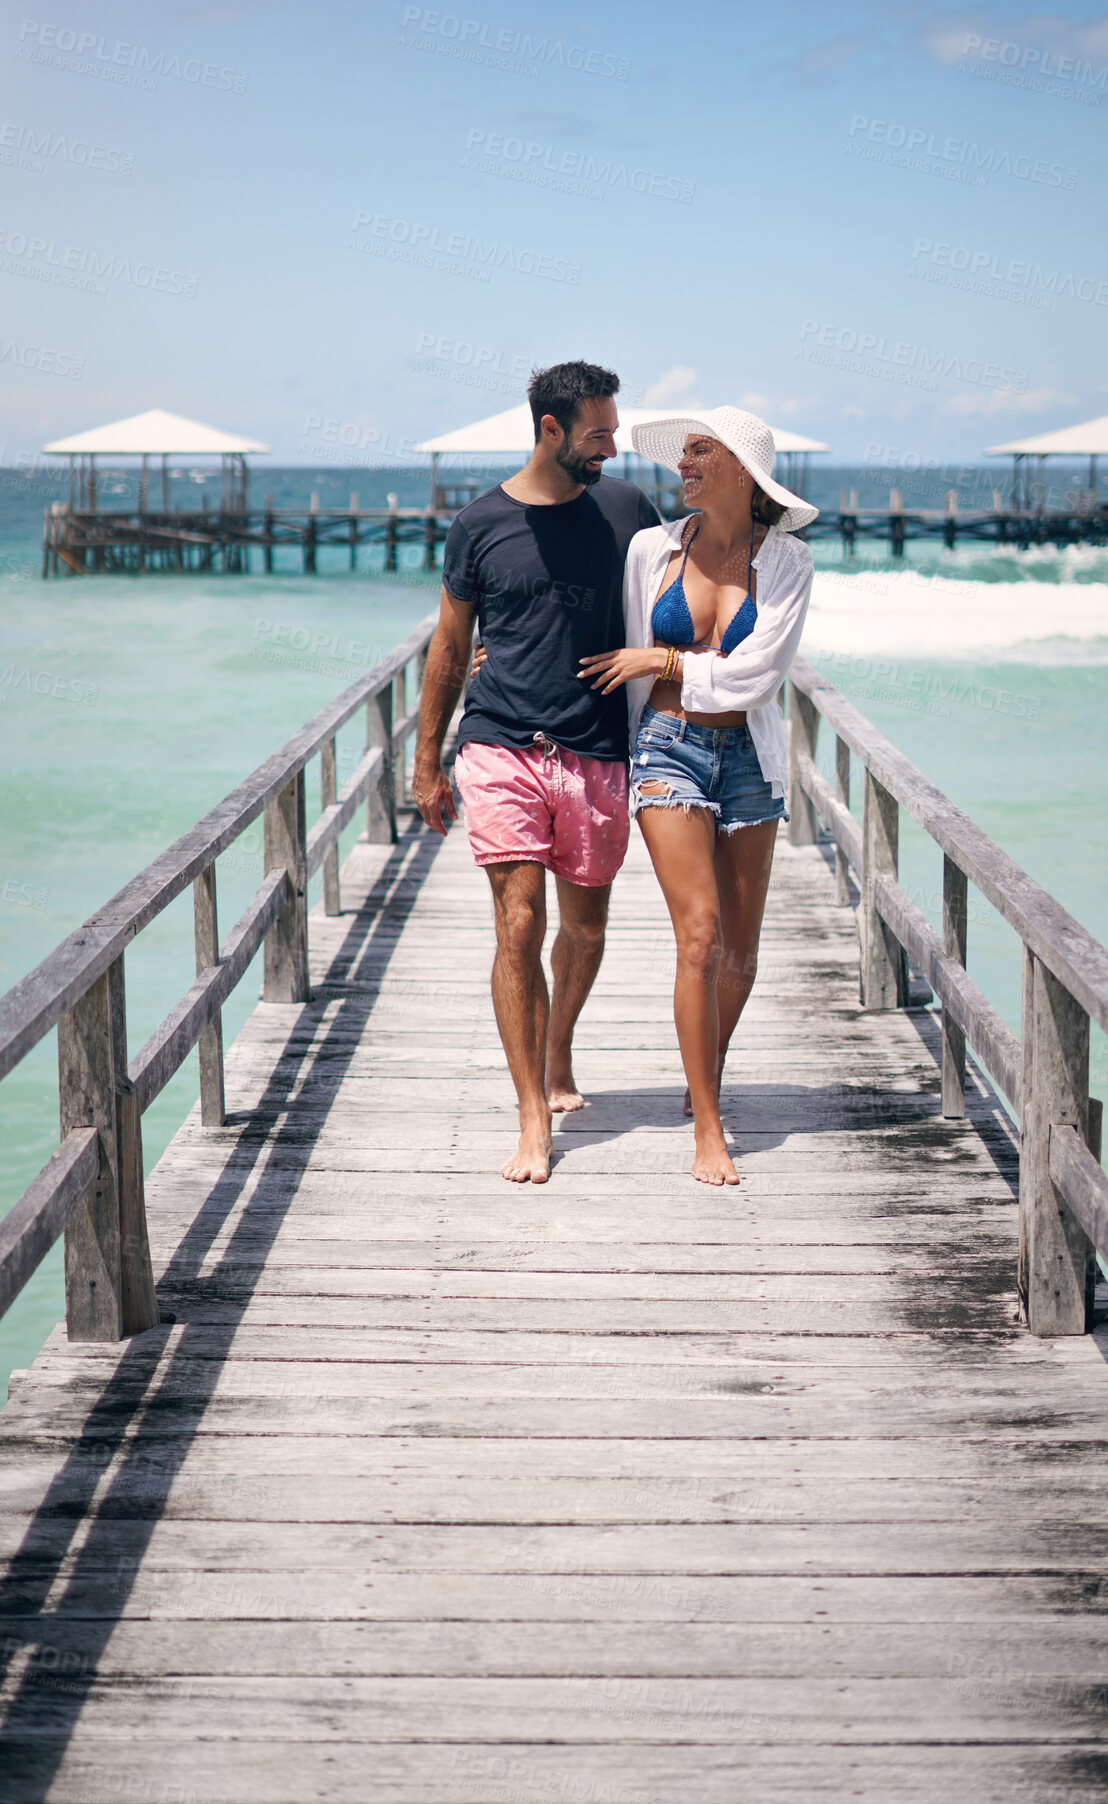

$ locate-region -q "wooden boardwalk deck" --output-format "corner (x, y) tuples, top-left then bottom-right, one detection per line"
(1, 817), (1106, 1801)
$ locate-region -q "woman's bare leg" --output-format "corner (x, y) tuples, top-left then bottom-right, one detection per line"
(714, 818), (779, 1063)
(636, 803), (738, 1186)
(681, 819), (779, 1114)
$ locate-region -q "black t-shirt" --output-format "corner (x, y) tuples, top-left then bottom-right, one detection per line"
(442, 474), (660, 763)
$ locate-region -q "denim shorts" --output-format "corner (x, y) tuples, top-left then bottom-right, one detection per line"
(629, 706), (787, 833)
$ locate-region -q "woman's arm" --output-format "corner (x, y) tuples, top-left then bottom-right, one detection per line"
(679, 542), (813, 716)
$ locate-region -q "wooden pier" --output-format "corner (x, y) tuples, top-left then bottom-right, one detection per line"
(41, 498), (455, 578)
(1, 628), (1107, 1799)
(42, 490), (1108, 575)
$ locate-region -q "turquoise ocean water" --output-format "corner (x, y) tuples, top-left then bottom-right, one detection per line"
(1, 464), (1106, 1397)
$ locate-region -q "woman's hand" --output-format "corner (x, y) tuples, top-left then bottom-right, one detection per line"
(578, 646), (671, 694)
(471, 643), (488, 679)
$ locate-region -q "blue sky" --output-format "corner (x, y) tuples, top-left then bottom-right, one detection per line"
(3, 0), (1107, 464)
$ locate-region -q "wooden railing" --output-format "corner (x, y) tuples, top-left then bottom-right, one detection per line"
(0, 613), (438, 1342)
(2, 627), (1102, 1348)
(787, 656), (1108, 1337)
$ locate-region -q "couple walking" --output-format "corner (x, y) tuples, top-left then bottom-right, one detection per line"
(414, 361), (817, 1187)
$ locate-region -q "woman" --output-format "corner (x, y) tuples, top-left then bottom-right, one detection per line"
(579, 407), (817, 1186)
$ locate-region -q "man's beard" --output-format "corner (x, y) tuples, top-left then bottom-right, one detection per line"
(556, 438), (603, 486)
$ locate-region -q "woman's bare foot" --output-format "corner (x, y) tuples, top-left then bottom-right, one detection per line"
(684, 1053), (726, 1118)
(690, 1123), (739, 1186)
(501, 1113), (554, 1183)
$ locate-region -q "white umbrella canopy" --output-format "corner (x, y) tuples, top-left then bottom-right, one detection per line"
(415, 403), (828, 457)
(986, 414), (1108, 457)
(43, 408), (269, 456)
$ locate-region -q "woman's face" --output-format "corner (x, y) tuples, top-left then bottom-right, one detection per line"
(678, 433), (748, 506)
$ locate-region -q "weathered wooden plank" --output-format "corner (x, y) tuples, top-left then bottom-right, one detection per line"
(4, 1431), (1095, 1484)
(0, 1568), (1101, 1625)
(6, 1389), (1102, 1443)
(1, 1673), (1106, 1742)
(2, 1741), (1104, 1804)
(1, 1468), (1104, 1526)
(2, 1615), (1105, 1679)
(147, 1262), (1008, 1297)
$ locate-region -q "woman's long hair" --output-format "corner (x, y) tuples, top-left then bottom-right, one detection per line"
(751, 483), (787, 526)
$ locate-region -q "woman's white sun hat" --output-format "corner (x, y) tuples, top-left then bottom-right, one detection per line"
(631, 406), (819, 532)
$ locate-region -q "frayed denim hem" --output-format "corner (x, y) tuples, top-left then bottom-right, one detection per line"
(718, 810), (788, 834)
(630, 794), (721, 822)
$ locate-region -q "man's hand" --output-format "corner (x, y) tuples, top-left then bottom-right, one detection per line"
(578, 646), (668, 694)
(413, 760), (458, 836)
(413, 587), (475, 834)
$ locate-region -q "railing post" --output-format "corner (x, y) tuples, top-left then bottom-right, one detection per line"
(321, 736), (341, 915)
(786, 682), (818, 847)
(264, 771), (310, 1002)
(392, 669), (407, 812)
(193, 864), (226, 1124)
(860, 769), (908, 1009)
(1020, 949), (1094, 1335)
(58, 955), (156, 1340)
(942, 855), (968, 1118)
(366, 686), (396, 844)
(834, 735), (851, 905)
(110, 958), (157, 1332)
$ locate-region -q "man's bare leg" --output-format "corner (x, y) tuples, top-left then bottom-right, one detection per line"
(485, 861), (554, 1182)
(546, 877), (611, 1111)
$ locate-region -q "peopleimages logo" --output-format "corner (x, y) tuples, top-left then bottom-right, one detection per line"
(0, 120), (134, 175)
(847, 115), (1077, 188)
(398, 7), (631, 79)
(0, 228), (198, 298)
(910, 238), (1108, 307)
(351, 211), (581, 284)
(464, 128), (693, 203)
(15, 20), (249, 91)
(960, 31), (1106, 84)
(796, 320), (1028, 392)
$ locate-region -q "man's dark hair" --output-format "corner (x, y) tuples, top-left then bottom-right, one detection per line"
(527, 361), (619, 441)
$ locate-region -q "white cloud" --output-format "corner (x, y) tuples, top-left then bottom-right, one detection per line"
(841, 403), (866, 418)
(642, 365), (701, 407)
(740, 391), (770, 409)
(919, 11), (1108, 67)
(942, 385), (1075, 417)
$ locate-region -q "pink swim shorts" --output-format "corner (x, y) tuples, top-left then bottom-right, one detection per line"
(454, 739), (630, 886)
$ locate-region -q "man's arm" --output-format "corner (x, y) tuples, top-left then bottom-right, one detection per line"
(412, 586), (475, 835)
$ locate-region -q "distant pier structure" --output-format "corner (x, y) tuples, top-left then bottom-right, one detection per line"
(40, 409), (450, 578)
(39, 406), (1108, 576)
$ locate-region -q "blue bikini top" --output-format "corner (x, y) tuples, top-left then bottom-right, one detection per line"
(650, 520), (757, 657)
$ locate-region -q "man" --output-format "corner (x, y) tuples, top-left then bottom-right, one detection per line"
(413, 360), (660, 1184)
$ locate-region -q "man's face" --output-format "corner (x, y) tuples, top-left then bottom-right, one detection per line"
(551, 396), (619, 486)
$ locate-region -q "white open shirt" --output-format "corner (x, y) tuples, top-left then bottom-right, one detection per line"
(621, 518), (815, 799)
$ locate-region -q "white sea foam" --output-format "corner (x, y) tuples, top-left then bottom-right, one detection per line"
(803, 568), (1108, 661)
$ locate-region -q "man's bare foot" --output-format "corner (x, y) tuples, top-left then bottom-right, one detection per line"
(690, 1125), (739, 1186)
(546, 1055), (584, 1113)
(501, 1115), (553, 1183)
(548, 1060), (584, 1104)
(684, 1054), (726, 1118)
